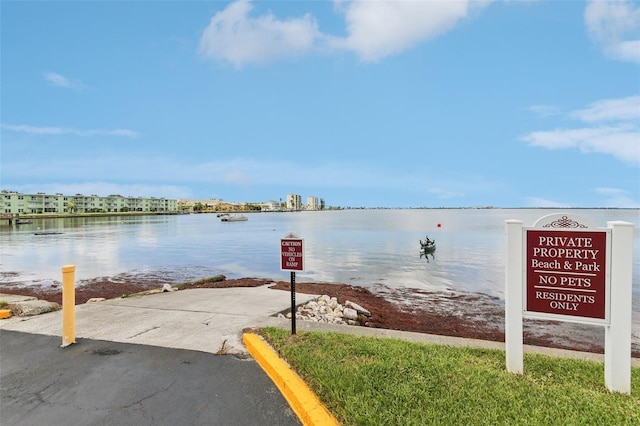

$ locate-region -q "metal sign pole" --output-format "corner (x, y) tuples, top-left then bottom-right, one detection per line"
(290, 271), (296, 335)
(281, 232), (303, 336)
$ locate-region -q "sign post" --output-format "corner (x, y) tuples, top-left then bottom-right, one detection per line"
(605, 221), (633, 394)
(505, 213), (633, 394)
(280, 233), (304, 335)
(505, 220), (524, 374)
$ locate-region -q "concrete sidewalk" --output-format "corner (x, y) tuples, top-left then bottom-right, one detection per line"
(1, 286), (638, 366)
(0, 286), (318, 355)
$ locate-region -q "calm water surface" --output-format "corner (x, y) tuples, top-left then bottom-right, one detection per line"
(1, 209), (638, 326)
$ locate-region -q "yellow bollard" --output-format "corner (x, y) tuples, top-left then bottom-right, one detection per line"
(61, 265), (76, 347)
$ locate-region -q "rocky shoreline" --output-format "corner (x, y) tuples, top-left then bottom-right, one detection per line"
(1, 274), (638, 358)
(283, 294), (373, 325)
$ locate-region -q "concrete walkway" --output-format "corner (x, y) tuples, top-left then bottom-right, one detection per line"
(0, 286), (318, 355)
(1, 286), (638, 365)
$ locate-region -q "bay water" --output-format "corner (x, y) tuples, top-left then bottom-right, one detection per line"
(1, 208), (638, 333)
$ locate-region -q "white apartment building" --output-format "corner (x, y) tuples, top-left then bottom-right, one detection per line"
(286, 193), (302, 211)
(261, 200), (281, 211)
(306, 196), (319, 210)
(286, 194), (325, 211)
(1, 191), (177, 214)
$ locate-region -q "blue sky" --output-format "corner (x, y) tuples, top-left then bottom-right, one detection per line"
(1, 0), (639, 208)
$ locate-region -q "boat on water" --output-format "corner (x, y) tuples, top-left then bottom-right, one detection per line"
(221, 214), (248, 222)
(420, 238), (436, 253)
(15, 219), (33, 225)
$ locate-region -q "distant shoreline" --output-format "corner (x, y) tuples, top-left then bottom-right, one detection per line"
(1, 211), (189, 221)
(3, 206), (636, 228)
(8, 206), (637, 221)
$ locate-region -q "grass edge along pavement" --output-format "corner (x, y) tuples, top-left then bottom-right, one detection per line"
(243, 333), (340, 426)
(257, 327), (640, 426)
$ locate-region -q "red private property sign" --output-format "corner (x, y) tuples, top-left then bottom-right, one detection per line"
(280, 234), (304, 272)
(524, 214), (610, 325)
(507, 213), (633, 393)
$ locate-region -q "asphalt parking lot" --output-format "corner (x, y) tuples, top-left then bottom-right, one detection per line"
(0, 330), (300, 426)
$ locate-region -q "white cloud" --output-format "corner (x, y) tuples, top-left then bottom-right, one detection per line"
(570, 95), (640, 122)
(198, 0), (490, 67)
(331, 0), (487, 62)
(1, 123), (139, 138)
(525, 197), (573, 208)
(223, 170), (252, 186)
(520, 95), (640, 166)
(521, 125), (639, 165)
(526, 190), (640, 208)
(595, 187), (640, 207)
(11, 182), (191, 200)
(2, 154), (498, 206)
(198, 0), (322, 67)
(43, 72), (86, 90)
(428, 188), (466, 199)
(584, 0), (640, 63)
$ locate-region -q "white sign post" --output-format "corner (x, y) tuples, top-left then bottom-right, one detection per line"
(605, 221), (633, 394)
(505, 220), (524, 374)
(505, 214), (633, 394)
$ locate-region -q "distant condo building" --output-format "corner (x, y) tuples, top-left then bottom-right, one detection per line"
(262, 200), (281, 211)
(1, 191), (177, 214)
(286, 193), (302, 211)
(307, 196), (324, 211)
(287, 193), (324, 211)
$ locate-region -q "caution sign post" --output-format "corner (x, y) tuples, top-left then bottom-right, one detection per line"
(280, 233), (305, 334)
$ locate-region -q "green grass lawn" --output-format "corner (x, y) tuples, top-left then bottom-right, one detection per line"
(260, 327), (639, 426)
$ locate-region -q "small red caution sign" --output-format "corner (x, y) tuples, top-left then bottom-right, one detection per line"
(280, 233), (304, 272)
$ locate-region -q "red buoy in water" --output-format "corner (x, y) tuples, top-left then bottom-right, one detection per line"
(437, 223), (442, 228)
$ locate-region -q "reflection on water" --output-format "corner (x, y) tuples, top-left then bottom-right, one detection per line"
(1, 209), (638, 322)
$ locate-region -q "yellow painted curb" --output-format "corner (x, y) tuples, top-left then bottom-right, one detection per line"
(243, 333), (340, 426)
(0, 309), (12, 319)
